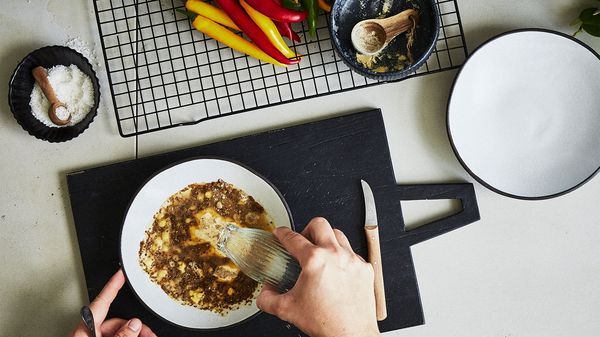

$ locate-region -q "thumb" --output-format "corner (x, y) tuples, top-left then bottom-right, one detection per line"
(256, 284), (290, 321)
(113, 318), (142, 337)
(256, 284), (280, 313)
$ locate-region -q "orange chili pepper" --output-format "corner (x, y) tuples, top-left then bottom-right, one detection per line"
(318, 0), (331, 12)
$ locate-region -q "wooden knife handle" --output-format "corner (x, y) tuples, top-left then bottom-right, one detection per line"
(365, 225), (387, 321)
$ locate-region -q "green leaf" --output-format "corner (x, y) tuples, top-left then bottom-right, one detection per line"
(579, 7), (600, 37)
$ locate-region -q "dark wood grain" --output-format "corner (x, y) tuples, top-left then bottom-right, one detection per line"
(67, 109), (479, 336)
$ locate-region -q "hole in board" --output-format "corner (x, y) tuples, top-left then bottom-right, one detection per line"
(401, 199), (462, 231)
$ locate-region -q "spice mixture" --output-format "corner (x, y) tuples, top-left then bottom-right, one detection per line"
(355, 8), (419, 72)
(138, 180), (274, 314)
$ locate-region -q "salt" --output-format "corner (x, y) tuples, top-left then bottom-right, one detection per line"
(29, 64), (95, 128)
(55, 106), (70, 121)
(66, 37), (100, 70)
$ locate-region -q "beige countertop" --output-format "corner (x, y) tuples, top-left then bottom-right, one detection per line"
(1, 0), (599, 336)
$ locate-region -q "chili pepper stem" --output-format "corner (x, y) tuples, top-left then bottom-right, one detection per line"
(301, 0), (318, 37)
(280, 0), (304, 12)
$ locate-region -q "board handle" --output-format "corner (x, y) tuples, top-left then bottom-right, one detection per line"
(395, 183), (480, 246)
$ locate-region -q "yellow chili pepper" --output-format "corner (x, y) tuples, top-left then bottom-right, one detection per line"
(239, 0), (298, 60)
(192, 15), (286, 67)
(318, 0), (331, 12)
(186, 0), (240, 31)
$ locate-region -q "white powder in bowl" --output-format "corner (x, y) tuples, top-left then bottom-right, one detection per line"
(29, 64), (95, 128)
(55, 105), (69, 121)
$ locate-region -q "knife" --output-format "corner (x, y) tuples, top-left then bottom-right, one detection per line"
(361, 179), (387, 321)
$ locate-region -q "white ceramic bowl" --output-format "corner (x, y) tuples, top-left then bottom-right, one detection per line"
(448, 29), (600, 199)
(120, 157), (293, 330)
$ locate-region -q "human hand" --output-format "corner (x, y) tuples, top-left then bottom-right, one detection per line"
(257, 217), (379, 337)
(69, 269), (156, 337)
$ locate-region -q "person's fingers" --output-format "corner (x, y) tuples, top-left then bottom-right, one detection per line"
(333, 228), (353, 252)
(256, 284), (279, 312)
(67, 323), (89, 337)
(256, 284), (290, 321)
(300, 217), (338, 248)
(138, 325), (158, 337)
(112, 318), (143, 337)
(273, 227), (315, 265)
(100, 318), (127, 336)
(101, 318), (157, 337)
(355, 253), (367, 263)
(89, 269), (126, 323)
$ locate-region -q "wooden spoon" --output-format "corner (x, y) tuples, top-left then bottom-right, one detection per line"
(31, 66), (71, 126)
(351, 9), (419, 56)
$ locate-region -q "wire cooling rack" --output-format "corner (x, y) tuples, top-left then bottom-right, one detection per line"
(93, 0), (467, 137)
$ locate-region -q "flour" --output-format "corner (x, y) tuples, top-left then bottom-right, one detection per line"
(29, 64), (95, 128)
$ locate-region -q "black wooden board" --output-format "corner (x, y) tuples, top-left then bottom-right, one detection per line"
(67, 109), (480, 336)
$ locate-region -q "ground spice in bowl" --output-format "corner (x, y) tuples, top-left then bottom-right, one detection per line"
(330, 0), (440, 81)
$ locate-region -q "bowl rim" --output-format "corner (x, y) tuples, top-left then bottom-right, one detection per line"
(8, 45), (101, 143)
(329, 0), (440, 81)
(119, 156), (295, 331)
(446, 28), (600, 200)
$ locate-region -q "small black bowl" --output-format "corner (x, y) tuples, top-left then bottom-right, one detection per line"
(8, 45), (100, 143)
(330, 0), (440, 81)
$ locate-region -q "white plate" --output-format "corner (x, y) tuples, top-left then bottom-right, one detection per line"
(448, 29), (600, 199)
(120, 157), (293, 330)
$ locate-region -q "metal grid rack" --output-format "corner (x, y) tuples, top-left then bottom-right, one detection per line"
(93, 0), (468, 137)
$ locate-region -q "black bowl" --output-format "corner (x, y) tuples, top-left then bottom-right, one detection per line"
(330, 0), (440, 81)
(8, 45), (100, 143)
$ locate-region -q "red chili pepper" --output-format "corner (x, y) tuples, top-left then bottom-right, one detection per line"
(274, 20), (301, 42)
(215, 0), (300, 65)
(290, 28), (301, 43)
(272, 0), (302, 42)
(244, 0), (307, 22)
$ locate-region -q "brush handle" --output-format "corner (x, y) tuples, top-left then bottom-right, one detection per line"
(365, 225), (387, 321)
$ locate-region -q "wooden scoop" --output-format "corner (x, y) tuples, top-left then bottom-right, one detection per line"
(351, 9), (419, 56)
(32, 66), (71, 126)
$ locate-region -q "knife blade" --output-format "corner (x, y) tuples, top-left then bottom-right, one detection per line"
(361, 179), (387, 321)
(361, 180), (378, 228)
